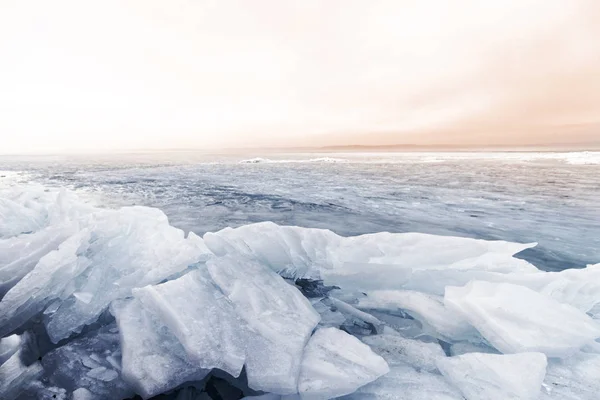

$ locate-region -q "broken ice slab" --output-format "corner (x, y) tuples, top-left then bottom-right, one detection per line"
(541, 351), (600, 400)
(133, 268), (246, 378)
(341, 362), (463, 400)
(298, 327), (389, 400)
(207, 256), (320, 394)
(0, 334), (44, 400)
(111, 297), (210, 399)
(206, 222), (538, 281)
(445, 281), (600, 357)
(437, 352), (547, 400)
(358, 290), (476, 341)
(361, 333), (446, 372)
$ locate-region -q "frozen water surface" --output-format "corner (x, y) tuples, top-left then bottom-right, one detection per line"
(1, 151), (599, 399)
(1, 151), (598, 270)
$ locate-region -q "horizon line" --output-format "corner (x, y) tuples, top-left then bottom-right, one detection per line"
(2, 141), (600, 157)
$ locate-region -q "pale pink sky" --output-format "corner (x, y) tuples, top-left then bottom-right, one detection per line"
(0, 0), (599, 152)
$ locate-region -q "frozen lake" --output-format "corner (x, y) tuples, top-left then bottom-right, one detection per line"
(1, 151), (599, 271)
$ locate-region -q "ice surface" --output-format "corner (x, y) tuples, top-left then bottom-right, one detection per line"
(0, 223), (76, 297)
(0, 230), (91, 338)
(532, 263), (600, 315)
(114, 258), (320, 397)
(437, 352), (547, 400)
(239, 157), (346, 164)
(298, 327), (389, 400)
(0, 189), (208, 342)
(1, 182), (600, 399)
(449, 341), (498, 356)
(204, 222), (340, 279)
(357, 290), (476, 341)
(207, 222), (538, 281)
(3, 152), (598, 271)
(0, 334), (21, 364)
(445, 281), (600, 357)
(72, 388), (95, 400)
(360, 334), (446, 372)
(0, 186), (88, 238)
(340, 333), (463, 400)
(542, 351), (600, 400)
(0, 333), (44, 400)
(132, 268), (246, 378)
(342, 362), (463, 400)
(327, 296), (385, 334)
(44, 207), (208, 343)
(207, 256), (320, 394)
(111, 297), (210, 399)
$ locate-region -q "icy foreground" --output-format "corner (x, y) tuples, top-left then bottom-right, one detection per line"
(1, 186), (600, 400)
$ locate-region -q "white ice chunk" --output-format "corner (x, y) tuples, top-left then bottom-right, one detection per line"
(207, 256), (320, 394)
(298, 327), (389, 400)
(0, 196), (46, 237)
(0, 334), (21, 364)
(534, 263), (600, 315)
(204, 222), (341, 279)
(0, 186), (87, 238)
(86, 367), (119, 382)
(341, 362), (463, 400)
(343, 332), (462, 400)
(437, 352), (547, 400)
(0, 185), (209, 342)
(542, 352), (600, 399)
(73, 292), (93, 304)
(133, 268), (246, 378)
(0, 229), (92, 338)
(449, 341), (498, 356)
(44, 206), (209, 342)
(0, 223), (76, 297)
(328, 296), (385, 332)
(361, 334), (446, 372)
(344, 261), (600, 315)
(358, 290), (476, 341)
(206, 223), (538, 280)
(111, 298), (210, 399)
(80, 355), (101, 369)
(0, 344), (43, 400)
(72, 388), (95, 400)
(445, 281), (600, 357)
(105, 355), (121, 370)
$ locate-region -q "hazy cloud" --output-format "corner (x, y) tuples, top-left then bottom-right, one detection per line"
(0, 0), (598, 152)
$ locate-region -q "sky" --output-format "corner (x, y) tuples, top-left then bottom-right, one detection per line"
(0, 0), (599, 153)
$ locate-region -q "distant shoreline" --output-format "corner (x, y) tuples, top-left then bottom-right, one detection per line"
(2, 143), (600, 157)
(220, 142), (600, 154)
(302, 143), (600, 152)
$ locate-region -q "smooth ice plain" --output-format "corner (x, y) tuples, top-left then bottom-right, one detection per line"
(1, 151), (600, 399)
